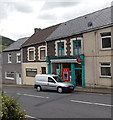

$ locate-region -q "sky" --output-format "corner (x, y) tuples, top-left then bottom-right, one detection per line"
(0, 0), (112, 41)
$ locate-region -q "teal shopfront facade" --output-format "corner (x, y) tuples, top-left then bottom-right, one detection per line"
(46, 55), (85, 87)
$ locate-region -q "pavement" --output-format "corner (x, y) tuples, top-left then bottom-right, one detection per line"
(2, 83), (113, 94)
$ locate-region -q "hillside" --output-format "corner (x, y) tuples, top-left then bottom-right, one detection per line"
(0, 36), (14, 52)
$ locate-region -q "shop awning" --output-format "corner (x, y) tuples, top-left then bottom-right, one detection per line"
(51, 59), (77, 63)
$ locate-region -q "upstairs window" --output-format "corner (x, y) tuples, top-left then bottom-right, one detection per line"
(100, 63), (111, 77)
(73, 40), (81, 56)
(40, 47), (46, 60)
(16, 53), (21, 63)
(58, 42), (64, 56)
(8, 54), (12, 63)
(27, 47), (35, 61)
(101, 32), (111, 50)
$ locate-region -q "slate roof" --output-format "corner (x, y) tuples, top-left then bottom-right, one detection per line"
(46, 7), (112, 41)
(22, 24), (60, 47)
(3, 37), (29, 51)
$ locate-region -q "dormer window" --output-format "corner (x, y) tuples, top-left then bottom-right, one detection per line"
(27, 47), (35, 61)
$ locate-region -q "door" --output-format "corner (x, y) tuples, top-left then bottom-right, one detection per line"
(16, 73), (22, 84)
(47, 77), (56, 90)
(75, 69), (82, 86)
(41, 67), (46, 74)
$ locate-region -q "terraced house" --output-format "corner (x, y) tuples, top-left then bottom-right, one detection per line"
(2, 37), (28, 84)
(22, 25), (60, 85)
(4, 6), (112, 88)
(46, 7), (112, 88)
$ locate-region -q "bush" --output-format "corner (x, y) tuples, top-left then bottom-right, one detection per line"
(0, 91), (25, 120)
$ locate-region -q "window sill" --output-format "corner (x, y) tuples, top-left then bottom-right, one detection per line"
(100, 76), (112, 78)
(100, 48), (111, 51)
(5, 77), (14, 80)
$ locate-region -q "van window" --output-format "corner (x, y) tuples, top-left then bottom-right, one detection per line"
(48, 77), (55, 83)
(53, 76), (65, 82)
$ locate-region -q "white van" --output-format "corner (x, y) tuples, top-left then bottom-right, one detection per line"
(34, 74), (75, 93)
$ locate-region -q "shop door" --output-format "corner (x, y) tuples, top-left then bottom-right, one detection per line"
(75, 69), (82, 86)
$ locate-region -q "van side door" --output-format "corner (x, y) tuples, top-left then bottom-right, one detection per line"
(47, 77), (57, 90)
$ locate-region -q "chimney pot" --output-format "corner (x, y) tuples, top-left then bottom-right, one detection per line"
(34, 28), (41, 33)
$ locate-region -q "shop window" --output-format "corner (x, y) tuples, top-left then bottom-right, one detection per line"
(73, 40), (81, 56)
(27, 47), (35, 61)
(8, 54), (12, 63)
(58, 42), (64, 56)
(101, 32), (111, 50)
(26, 68), (37, 77)
(100, 63), (111, 77)
(40, 47), (46, 60)
(16, 53), (21, 63)
(5, 72), (14, 79)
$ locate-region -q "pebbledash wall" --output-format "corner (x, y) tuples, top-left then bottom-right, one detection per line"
(84, 27), (112, 88)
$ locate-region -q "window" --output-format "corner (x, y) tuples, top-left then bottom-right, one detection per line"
(27, 47), (35, 61)
(17, 53), (21, 63)
(26, 68), (37, 77)
(40, 47), (46, 60)
(101, 32), (111, 49)
(100, 63), (111, 77)
(5, 72), (14, 79)
(58, 42), (64, 56)
(8, 54), (12, 63)
(48, 77), (55, 83)
(73, 40), (81, 56)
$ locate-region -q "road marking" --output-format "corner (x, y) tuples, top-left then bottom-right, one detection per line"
(70, 100), (113, 107)
(17, 93), (49, 99)
(25, 115), (36, 119)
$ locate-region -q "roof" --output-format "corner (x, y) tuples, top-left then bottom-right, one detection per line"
(46, 7), (112, 41)
(3, 37), (29, 51)
(22, 24), (60, 47)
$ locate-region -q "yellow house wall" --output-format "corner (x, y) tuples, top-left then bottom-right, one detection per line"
(22, 62), (47, 85)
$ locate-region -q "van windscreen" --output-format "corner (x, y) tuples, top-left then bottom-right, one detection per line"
(53, 76), (65, 82)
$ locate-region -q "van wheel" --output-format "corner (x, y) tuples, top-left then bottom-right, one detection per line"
(57, 87), (63, 93)
(37, 86), (41, 92)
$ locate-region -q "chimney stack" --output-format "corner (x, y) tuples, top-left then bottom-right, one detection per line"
(34, 28), (41, 33)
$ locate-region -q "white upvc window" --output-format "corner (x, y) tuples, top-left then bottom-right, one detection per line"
(100, 63), (111, 77)
(5, 72), (14, 80)
(27, 47), (36, 61)
(38, 46), (46, 61)
(101, 32), (111, 50)
(8, 53), (12, 63)
(16, 53), (21, 63)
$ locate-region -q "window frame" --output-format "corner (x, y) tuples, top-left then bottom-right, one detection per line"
(8, 53), (12, 63)
(100, 62), (111, 78)
(26, 68), (37, 77)
(27, 47), (36, 61)
(40, 47), (46, 60)
(16, 53), (21, 63)
(101, 32), (111, 50)
(58, 42), (64, 56)
(73, 40), (81, 56)
(38, 46), (46, 61)
(5, 72), (14, 80)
